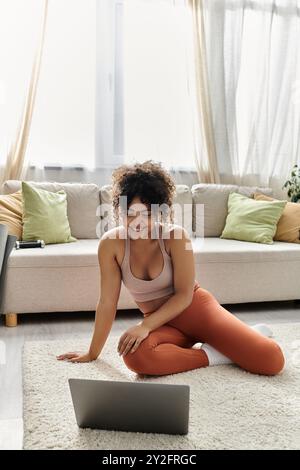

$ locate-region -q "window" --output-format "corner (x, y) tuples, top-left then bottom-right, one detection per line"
(96, 0), (196, 170)
(1, 0), (196, 171)
(95, 0), (124, 168)
(123, 0), (195, 169)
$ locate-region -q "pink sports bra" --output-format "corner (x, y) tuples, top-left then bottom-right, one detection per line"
(120, 222), (175, 302)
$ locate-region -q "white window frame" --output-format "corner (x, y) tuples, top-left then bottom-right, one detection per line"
(95, 0), (124, 169)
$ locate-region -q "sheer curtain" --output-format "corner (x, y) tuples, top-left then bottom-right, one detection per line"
(188, 0), (221, 184)
(0, 0), (48, 189)
(202, 0), (300, 198)
(0, 0), (96, 191)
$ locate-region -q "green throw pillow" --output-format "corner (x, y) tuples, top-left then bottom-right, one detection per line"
(220, 192), (287, 244)
(22, 181), (77, 244)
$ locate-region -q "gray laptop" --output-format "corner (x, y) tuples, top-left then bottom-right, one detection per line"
(68, 378), (190, 435)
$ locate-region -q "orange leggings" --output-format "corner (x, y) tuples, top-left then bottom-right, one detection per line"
(123, 283), (285, 377)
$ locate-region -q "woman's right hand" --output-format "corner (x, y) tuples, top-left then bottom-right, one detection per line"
(56, 351), (96, 363)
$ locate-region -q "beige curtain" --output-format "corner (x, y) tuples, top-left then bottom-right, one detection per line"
(0, 0), (49, 188)
(189, 0), (220, 184)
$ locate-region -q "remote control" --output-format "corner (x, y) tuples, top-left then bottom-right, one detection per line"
(15, 240), (45, 249)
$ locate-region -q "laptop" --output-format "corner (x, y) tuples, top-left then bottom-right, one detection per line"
(68, 378), (190, 435)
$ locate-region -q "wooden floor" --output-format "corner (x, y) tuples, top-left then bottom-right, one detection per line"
(0, 300), (299, 449)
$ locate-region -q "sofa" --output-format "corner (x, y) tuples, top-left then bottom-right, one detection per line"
(1, 179), (300, 327)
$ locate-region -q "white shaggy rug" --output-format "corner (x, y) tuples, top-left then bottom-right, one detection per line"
(23, 323), (300, 450)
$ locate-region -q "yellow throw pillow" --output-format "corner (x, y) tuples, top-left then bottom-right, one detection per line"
(0, 190), (23, 239)
(253, 192), (300, 243)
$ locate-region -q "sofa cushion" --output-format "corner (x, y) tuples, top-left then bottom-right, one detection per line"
(191, 236), (300, 264)
(220, 192), (287, 244)
(99, 184), (116, 233)
(191, 237), (300, 303)
(191, 183), (273, 237)
(8, 238), (99, 268)
(12, 227), (300, 269)
(21, 181), (77, 244)
(2, 180), (101, 239)
(173, 184), (193, 235)
(99, 184), (193, 236)
(4, 238), (139, 313)
(253, 192), (300, 244)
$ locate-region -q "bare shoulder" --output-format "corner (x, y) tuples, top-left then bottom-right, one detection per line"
(97, 226), (125, 257)
(162, 224), (193, 254)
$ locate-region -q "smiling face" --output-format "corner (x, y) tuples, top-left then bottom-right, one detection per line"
(121, 196), (160, 240)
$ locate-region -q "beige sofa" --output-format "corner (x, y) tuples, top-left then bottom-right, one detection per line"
(1, 179), (300, 327)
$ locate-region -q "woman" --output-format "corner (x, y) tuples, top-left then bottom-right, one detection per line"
(57, 161), (285, 376)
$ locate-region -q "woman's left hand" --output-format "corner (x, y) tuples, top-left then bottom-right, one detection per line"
(118, 323), (150, 356)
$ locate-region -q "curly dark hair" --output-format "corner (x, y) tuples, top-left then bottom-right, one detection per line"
(111, 160), (177, 224)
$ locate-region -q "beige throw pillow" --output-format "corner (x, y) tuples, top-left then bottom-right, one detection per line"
(253, 192), (300, 243)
